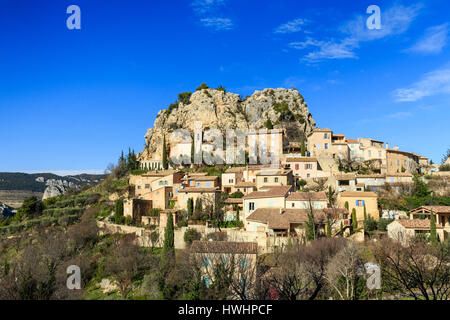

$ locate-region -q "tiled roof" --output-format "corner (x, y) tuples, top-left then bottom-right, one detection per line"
(247, 208), (326, 229)
(286, 191), (327, 201)
(397, 219), (442, 229)
(225, 167), (246, 173)
(180, 187), (220, 193)
(410, 206), (450, 214)
(339, 191), (378, 198)
(142, 170), (179, 177)
(357, 174), (386, 178)
(243, 186), (292, 199)
(224, 198), (244, 204)
(346, 139), (359, 143)
(183, 176), (219, 181)
(386, 173), (413, 177)
(285, 157), (317, 163)
(256, 169), (292, 176)
(235, 182), (256, 187)
(190, 241), (258, 254)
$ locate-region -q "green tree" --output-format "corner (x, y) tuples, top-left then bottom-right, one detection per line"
(184, 228), (202, 244)
(297, 179), (307, 191)
(159, 213), (176, 298)
(162, 135), (168, 170)
(265, 119), (273, 130)
(351, 208), (358, 231)
(187, 198), (193, 219)
(16, 196), (44, 220)
(114, 199), (124, 224)
(327, 186), (334, 206)
(326, 218), (332, 238)
(194, 198), (202, 214)
(305, 205), (316, 241)
(300, 137), (306, 156)
(196, 83), (209, 91)
(430, 210), (437, 244)
(412, 176), (431, 197)
(345, 201), (349, 211)
(216, 85), (226, 92)
(178, 92), (192, 105)
(363, 205), (367, 231)
(235, 205), (240, 222)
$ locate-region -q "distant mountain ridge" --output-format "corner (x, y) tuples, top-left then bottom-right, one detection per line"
(0, 172), (106, 207)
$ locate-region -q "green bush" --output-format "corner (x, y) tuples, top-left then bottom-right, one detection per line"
(184, 228), (202, 244)
(439, 164), (450, 171)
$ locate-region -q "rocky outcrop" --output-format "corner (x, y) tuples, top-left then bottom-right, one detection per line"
(139, 87), (316, 161)
(0, 202), (14, 218)
(41, 179), (78, 200)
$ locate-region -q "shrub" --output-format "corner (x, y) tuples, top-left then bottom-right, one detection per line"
(196, 83), (209, 91)
(439, 164), (450, 171)
(184, 228), (202, 244)
(229, 191), (244, 198)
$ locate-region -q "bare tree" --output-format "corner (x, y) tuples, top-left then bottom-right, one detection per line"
(372, 238), (450, 300)
(325, 241), (366, 300)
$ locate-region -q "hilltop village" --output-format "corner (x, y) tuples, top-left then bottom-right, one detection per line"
(105, 86), (450, 252)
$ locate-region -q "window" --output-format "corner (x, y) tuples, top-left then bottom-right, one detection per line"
(205, 182), (211, 187)
(317, 144), (321, 150)
(295, 164), (299, 170)
(324, 143), (329, 150)
(249, 202), (255, 211)
(174, 188), (178, 195)
(397, 160), (400, 166)
(264, 177), (268, 183)
(196, 182), (201, 187)
(356, 200), (365, 207)
(291, 202), (295, 208)
(229, 179), (234, 184)
(274, 177), (279, 183)
(307, 174), (310, 178)
(305, 164), (312, 170)
(324, 133), (328, 139)
(168, 192), (172, 197)
(145, 184), (150, 189)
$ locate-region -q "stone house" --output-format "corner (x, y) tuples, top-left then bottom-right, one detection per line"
(337, 191), (379, 223)
(283, 157), (329, 180)
(255, 168), (294, 189)
(285, 191), (328, 210)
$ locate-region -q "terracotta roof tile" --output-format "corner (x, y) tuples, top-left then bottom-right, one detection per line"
(243, 186), (292, 199)
(339, 191), (377, 198)
(286, 192), (327, 201)
(247, 208), (327, 229)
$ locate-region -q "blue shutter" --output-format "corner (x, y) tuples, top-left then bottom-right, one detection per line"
(356, 200), (359, 206)
(363, 200), (365, 206)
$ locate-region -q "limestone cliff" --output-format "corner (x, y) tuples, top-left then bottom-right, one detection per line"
(139, 87), (316, 161)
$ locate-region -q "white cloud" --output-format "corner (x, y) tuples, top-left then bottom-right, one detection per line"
(274, 18), (308, 34)
(191, 0), (226, 14)
(407, 23), (448, 54)
(290, 3), (421, 62)
(394, 65), (450, 102)
(191, 0), (234, 31)
(200, 18), (234, 31)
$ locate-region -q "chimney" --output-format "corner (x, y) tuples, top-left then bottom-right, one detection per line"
(385, 142), (389, 149)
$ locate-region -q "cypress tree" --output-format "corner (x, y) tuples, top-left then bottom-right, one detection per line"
(195, 198), (202, 214)
(430, 211), (437, 244)
(363, 205), (368, 231)
(305, 207), (315, 241)
(114, 199), (124, 224)
(190, 137), (194, 165)
(301, 137), (306, 156)
(327, 186), (333, 207)
(236, 205), (240, 222)
(352, 208), (358, 231)
(187, 198), (193, 219)
(345, 201), (349, 211)
(161, 213), (175, 270)
(326, 218), (331, 238)
(162, 136), (168, 170)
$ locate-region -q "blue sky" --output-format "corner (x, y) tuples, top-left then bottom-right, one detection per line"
(0, 0), (449, 174)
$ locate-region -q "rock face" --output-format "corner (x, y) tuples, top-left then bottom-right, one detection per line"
(41, 179), (78, 200)
(139, 88), (316, 161)
(0, 202), (14, 218)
